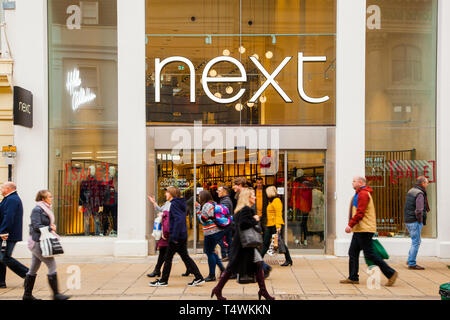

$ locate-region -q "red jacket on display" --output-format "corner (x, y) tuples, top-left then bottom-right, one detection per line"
(289, 181), (312, 213)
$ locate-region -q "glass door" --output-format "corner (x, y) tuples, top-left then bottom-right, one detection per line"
(286, 151), (326, 252)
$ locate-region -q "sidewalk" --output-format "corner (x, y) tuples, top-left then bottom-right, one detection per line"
(0, 255), (448, 300)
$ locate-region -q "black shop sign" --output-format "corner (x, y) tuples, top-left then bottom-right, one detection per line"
(13, 86), (33, 128)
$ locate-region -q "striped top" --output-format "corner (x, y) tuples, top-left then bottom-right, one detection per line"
(198, 201), (220, 236)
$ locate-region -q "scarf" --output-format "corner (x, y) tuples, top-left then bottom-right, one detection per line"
(28, 201), (60, 250)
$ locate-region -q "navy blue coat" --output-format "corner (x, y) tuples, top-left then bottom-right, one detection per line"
(169, 197), (188, 242)
(0, 192), (24, 242)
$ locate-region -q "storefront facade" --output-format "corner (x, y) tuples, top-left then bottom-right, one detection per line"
(5, 0), (450, 258)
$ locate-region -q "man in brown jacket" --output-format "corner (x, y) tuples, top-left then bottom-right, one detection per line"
(340, 176), (398, 286)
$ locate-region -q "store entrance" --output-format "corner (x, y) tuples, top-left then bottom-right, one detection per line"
(155, 150), (326, 253)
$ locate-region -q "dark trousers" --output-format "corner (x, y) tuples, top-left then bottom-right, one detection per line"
(160, 239), (202, 283)
(219, 226), (232, 258)
(153, 246), (168, 274)
(0, 241), (29, 284)
(261, 226), (292, 262)
(348, 232), (396, 281)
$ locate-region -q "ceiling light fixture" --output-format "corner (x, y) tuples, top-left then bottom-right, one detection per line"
(226, 86), (233, 94)
(265, 51), (273, 59)
(222, 49), (230, 56)
(235, 103), (243, 111)
(238, 46), (246, 54)
(209, 69), (217, 77)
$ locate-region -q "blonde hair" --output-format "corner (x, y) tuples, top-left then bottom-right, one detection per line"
(234, 188), (255, 214)
(265, 186), (277, 198)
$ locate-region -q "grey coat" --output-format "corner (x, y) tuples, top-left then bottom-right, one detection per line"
(29, 206), (52, 242)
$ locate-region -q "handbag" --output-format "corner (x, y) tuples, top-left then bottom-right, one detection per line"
(39, 227), (64, 257)
(365, 239), (389, 267)
(277, 233), (287, 254)
(240, 226), (263, 248)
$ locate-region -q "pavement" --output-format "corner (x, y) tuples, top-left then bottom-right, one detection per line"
(0, 255), (448, 300)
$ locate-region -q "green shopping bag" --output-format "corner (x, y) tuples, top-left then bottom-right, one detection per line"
(365, 239), (389, 267)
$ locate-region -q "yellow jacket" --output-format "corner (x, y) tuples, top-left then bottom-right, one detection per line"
(266, 198), (284, 229)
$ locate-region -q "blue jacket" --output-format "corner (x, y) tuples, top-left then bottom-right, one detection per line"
(169, 197), (187, 242)
(0, 192), (24, 242)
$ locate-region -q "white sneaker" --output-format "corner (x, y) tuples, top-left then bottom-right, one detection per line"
(187, 278), (205, 287)
(149, 279), (168, 287)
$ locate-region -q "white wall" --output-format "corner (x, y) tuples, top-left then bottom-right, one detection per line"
(334, 0), (366, 256)
(115, 0), (147, 256)
(5, 0), (47, 258)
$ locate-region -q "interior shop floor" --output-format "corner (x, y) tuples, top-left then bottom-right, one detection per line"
(0, 255), (448, 300)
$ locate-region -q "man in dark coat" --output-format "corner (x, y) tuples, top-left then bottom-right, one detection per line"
(0, 182), (29, 288)
(404, 176), (430, 270)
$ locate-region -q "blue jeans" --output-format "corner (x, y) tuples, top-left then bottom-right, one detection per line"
(204, 231), (225, 277)
(406, 221), (423, 267)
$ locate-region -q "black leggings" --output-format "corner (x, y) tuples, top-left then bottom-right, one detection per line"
(153, 246), (168, 273)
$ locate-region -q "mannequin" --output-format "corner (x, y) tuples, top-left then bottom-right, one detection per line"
(79, 165), (104, 236)
(288, 169), (312, 246)
(102, 166), (117, 236)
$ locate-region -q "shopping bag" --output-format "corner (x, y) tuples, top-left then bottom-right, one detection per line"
(365, 239), (389, 267)
(39, 227), (64, 257)
(152, 214), (162, 240)
(277, 233), (287, 254)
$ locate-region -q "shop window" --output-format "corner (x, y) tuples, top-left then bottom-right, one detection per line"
(392, 45), (422, 83)
(145, 0), (336, 126)
(366, 0), (437, 238)
(80, 1), (99, 25)
(48, 0), (118, 237)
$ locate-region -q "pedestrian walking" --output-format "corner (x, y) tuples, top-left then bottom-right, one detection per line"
(255, 178), (268, 232)
(260, 186), (293, 266)
(23, 190), (70, 300)
(211, 188), (274, 300)
(198, 190), (225, 282)
(217, 185), (233, 261)
(148, 194), (193, 278)
(149, 186), (205, 287)
(340, 176), (398, 286)
(0, 182), (29, 288)
(232, 177), (272, 279)
(404, 176), (430, 270)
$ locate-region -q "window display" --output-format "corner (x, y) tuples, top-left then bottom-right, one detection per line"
(48, 0), (118, 236)
(365, 0), (437, 238)
(145, 0), (336, 125)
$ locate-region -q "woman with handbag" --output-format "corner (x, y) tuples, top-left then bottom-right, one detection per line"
(211, 188), (274, 300)
(198, 190), (225, 282)
(22, 190), (70, 300)
(260, 186), (293, 266)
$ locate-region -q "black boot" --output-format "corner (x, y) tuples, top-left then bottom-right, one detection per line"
(22, 274), (40, 300)
(47, 273), (70, 300)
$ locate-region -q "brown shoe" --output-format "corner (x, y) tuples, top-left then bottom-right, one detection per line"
(340, 279), (359, 284)
(408, 265), (425, 270)
(386, 271), (398, 287)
